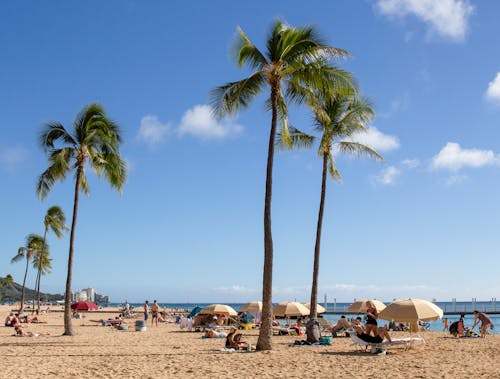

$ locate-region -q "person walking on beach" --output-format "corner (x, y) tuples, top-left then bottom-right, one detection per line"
(143, 300), (149, 321)
(443, 317), (449, 332)
(151, 300), (159, 326)
(472, 310), (493, 338)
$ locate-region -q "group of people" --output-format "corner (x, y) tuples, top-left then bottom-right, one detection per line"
(143, 300), (172, 325)
(448, 311), (494, 338)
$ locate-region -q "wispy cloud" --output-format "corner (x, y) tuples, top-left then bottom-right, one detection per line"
(445, 174), (469, 186)
(430, 142), (500, 171)
(178, 105), (243, 140)
(372, 165), (401, 185)
(137, 115), (171, 146)
(349, 127), (400, 152)
(485, 72), (500, 104)
(378, 93), (410, 119)
(0, 146), (28, 173)
(401, 158), (420, 169)
(375, 0), (474, 42)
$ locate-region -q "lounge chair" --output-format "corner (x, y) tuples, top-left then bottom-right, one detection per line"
(349, 330), (425, 352)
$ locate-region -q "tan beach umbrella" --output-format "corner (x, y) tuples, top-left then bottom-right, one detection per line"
(303, 303), (326, 314)
(273, 302), (310, 317)
(199, 304), (238, 316)
(348, 299), (386, 313)
(240, 301), (262, 313)
(379, 298), (443, 322)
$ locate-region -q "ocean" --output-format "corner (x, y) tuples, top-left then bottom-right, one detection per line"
(111, 300), (499, 335)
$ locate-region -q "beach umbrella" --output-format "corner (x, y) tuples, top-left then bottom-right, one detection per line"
(187, 306), (203, 318)
(303, 303), (326, 314)
(199, 304), (237, 316)
(348, 299), (386, 313)
(240, 301), (262, 313)
(273, 302), (310, 317)
(379, 298), (443, 323)
(71, 301), (98, 311)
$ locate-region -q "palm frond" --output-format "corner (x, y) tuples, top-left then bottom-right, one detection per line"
(234, 26), (268, 69)
(277, 126), (314, 151)
(335, 141), (384, 162)
(210, 71), (266, 118)
(39, 122), (76, 151)
(327, 152), (342, 182)
(36, 148), (73, 199)
(45, 206), (68, 238)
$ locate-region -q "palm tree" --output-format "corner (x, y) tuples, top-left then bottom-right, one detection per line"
(211, 19), (352, 350)
(0, 275), (14, 302)
(37, 103), (127, 336)
(36, 206), (67, 313)
(304, 91), (383, 341)
(32, 248), (52, 312)
(12, 234), (46, 312)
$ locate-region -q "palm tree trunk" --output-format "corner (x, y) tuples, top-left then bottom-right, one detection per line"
(257, 81), (279, 351)
(20, 258), (29, 312)
(38, 229), (48, 314)
(63, 167), (82, 336)
(310, 153), (328, 317)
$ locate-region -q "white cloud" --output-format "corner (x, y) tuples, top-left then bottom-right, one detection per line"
(0, 146), (28, 173)
(373, 165), (401, 185)
(375, 0), (474, 42)
(137, 115), (171, 146)
(485, 72), (500, 104)
(431, 142), (500, 171)
(401, 158), (420, 169)
(178, 105), (243, 140)
(350, 127), (400, 152)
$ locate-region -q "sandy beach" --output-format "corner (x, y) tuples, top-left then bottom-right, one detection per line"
(1, 305), (499, 378)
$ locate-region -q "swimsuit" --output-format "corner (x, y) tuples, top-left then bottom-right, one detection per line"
(366, 314), (378, 325)
(357, 333), (383, 343)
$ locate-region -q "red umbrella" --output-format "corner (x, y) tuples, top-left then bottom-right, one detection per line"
(71, 301), (98, 311)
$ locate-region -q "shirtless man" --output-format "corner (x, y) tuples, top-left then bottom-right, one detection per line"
(151, 300), (160, 326)
(143, 300), (150, 321)
(472, 310), (493, 338)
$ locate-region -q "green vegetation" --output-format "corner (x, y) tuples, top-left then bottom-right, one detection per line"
(0, 277), (63, 303)
(37, 103), (127, 336)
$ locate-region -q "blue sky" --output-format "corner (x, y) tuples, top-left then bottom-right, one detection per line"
(1, 0), (499, 303)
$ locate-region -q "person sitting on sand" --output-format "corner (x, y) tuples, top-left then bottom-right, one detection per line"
(449, 314), (465, 338)
(472, 310), (494, 338)
(13, 324), (50, 337)
(5, 313), (15, 327)
(225, 326), (248, 350)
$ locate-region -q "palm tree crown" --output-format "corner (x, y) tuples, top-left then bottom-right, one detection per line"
(37, 103), (126, 336)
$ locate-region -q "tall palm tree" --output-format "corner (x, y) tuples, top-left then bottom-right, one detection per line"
(32, 248), (52, 312)
(36, 206), (67, 313)
(12, 234), (46, 312)
(37, 103), (127, 336)
(304, 91), (383, 341)
(211, 19), (352, 350)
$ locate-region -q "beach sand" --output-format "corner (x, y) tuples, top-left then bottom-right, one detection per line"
(1, 305), (499, 378)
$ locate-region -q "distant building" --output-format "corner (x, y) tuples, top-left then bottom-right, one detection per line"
(71, 288), (108, 305)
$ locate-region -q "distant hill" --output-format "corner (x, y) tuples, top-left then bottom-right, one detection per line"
(0, 277), (63, 302)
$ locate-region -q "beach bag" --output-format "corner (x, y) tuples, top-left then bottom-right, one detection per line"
(319, 336), (332, 345)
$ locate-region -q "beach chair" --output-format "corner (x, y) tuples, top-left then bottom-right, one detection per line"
(317, 317), (334, 335)
(349, 330), (424, 352)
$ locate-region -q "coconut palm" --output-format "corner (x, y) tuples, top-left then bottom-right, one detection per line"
(37, 103), (126, 336)
(33, 243), (53, 313)
(35, 206), (67, 313)
(12, 234), (46, 312)
(211, 19), (352, 350)
(304, 91), (383, 340)
(0, 275), (14, 302)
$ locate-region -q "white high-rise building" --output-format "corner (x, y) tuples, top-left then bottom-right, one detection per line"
(82, 288), (95, 302)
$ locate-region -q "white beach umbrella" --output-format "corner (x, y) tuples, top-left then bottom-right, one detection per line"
(348, 299), (386, 313)
(303, 303), (326, 314)
(273, 302), (310, 317)
(379, 298), (443, 322)
(240, 301), (262, 313)
(199, 304), (238, 316)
